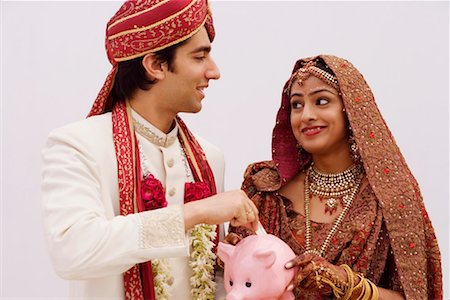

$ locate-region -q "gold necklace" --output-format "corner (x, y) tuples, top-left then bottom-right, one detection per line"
(308, 163), (364, 214)
(304, 167), (363, 257)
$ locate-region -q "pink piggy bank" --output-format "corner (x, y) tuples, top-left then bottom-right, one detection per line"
(218, 234), (297, 300)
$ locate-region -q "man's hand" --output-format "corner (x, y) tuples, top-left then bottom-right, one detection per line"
(184, 190), (258, 231)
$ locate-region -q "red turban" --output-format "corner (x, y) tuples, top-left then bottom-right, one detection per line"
(88, 0), (215, 117)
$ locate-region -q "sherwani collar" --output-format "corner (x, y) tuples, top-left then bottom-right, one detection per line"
(131, 110), (178, 148)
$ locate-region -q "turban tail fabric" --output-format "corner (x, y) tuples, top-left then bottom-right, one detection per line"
(88, 0), (215, 117)
(272, 55), (442, 299)
(86, 1), (216, 299)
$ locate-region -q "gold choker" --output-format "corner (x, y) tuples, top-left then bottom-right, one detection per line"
(307, 163), (364, 214)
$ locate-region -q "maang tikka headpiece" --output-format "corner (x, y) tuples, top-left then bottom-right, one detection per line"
(285, 60), (340, 93)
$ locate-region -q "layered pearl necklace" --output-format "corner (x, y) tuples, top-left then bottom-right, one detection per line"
(304, 163), (364, 257)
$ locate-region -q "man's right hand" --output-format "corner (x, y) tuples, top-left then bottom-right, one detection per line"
(184, 190), (258, 231)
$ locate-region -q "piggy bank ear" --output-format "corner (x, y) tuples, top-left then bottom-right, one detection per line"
(217, 242), (235, 264)
(254, 250), (276, 268)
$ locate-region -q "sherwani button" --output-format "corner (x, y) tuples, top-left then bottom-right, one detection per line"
(169, 188), (176, 196)
(167, 158), (174, 168)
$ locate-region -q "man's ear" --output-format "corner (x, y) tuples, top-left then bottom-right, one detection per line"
(142, 53), (165, 81)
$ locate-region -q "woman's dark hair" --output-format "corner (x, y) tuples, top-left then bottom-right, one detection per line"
(314, 57), (337, 78)
(110, 40), (186, 105)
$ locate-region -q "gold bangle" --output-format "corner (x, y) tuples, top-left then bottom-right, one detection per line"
(356, 278), (379, 300)
(361, 279), (372, 300)
(368, 279), (379, 300)
(355, 282), (366, 300)
(349, 274), (365, 300)
(340, 264), (355, 300)
(355, 283), (366, 300)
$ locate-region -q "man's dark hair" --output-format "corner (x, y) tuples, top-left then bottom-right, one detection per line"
(110, 40), (186, 104)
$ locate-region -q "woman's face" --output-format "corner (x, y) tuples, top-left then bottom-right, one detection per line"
(290, 75), (349, 156)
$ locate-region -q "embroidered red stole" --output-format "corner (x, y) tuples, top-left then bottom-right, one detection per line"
(112, 101), (218, 299)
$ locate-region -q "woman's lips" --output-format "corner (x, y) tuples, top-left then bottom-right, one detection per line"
(302, 126), (325, 136)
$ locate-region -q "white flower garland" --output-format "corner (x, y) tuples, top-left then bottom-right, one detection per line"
(151, 225), (217, 299)
(152, 258), (172, 300)
(138, 144), (218, 299)
(189, 224), (217, 299)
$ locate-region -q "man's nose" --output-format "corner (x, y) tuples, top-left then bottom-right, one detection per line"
(206, 57), (220, 80)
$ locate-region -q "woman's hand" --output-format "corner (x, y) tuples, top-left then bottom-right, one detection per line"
(285, 253), (350, 296)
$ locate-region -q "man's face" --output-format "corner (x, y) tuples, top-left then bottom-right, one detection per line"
(161, 27), (220, 114)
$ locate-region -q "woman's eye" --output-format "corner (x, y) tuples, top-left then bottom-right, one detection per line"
(291, 101), (303, 109)
(317, 98), (329, 105)
(245, 281), (252, 288)
(229, 280), (233, 286)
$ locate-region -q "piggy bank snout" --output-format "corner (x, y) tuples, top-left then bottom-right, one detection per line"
(226, 294), (241, 300)
(226, 290), (246, 300)
(222, 235), (297, 300)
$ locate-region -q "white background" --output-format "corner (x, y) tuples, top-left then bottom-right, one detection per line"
(1, 1), (449, 298)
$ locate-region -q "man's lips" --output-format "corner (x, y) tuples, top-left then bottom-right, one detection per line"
(301, 126), (326, 136)
(196, 85), (208, 98)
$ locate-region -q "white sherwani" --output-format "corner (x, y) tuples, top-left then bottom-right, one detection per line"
(41, 111), (226, 299)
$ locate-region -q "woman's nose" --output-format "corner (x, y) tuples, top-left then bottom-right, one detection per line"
(301, 103), (317, 122)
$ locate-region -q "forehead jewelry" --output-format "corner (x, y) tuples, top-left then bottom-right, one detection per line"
(285, 60), (339, 94)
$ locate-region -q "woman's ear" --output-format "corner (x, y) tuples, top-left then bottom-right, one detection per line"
(142, 53), (165, 81)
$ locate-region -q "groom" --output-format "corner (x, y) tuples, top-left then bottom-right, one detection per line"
(41, 0), (258, 298)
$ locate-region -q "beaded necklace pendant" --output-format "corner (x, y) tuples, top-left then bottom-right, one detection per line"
(322, 197), (338, 214)
(308, 164), (363, 215)
(304, 164), (364, 257)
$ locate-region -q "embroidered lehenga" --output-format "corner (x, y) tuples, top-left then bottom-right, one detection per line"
(233, 55), (442, 300)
